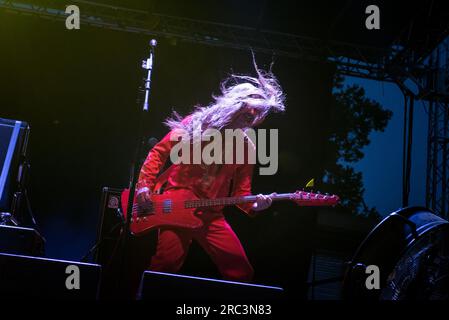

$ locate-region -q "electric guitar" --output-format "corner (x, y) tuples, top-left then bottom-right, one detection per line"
(121, 188), (340, 236)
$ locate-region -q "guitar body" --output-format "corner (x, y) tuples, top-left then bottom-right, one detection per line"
(121, 188), (203, 236)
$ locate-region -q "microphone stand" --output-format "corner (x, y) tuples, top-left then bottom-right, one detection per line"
(124, 39), (156, 236)
(117, 39), (157, 298)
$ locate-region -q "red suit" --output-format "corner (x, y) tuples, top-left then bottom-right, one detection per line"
(136, 124), (256, 282)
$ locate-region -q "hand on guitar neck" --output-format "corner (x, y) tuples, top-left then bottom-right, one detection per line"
(252, 193), (276, 211)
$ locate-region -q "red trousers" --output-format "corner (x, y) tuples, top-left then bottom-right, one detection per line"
(150, 216), (254, 282)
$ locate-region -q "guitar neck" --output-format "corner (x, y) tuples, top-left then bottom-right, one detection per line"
(184, 193), (294, 209)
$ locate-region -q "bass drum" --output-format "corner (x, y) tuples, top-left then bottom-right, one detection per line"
(342, 206), (449, 300)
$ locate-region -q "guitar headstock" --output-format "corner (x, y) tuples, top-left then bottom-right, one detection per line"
(291, 190), (340, 207)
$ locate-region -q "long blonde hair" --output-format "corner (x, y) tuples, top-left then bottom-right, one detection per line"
(164, 57), (286, 135)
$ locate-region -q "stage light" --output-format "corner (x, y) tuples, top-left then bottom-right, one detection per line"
(342, 207), (449, 300)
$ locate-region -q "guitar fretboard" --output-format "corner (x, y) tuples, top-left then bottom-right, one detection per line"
(184, 193), (295, 209)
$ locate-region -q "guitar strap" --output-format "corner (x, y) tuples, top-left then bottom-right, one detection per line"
(153, 164), (175, 194)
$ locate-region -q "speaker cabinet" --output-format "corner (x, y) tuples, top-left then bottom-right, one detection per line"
(0, 118), (30, 224)
(0, 253), (101, 299)
(138, 271), (284, 301)
(0, 225), (44, 256)
(95, 187), (157, 299)
(94, 187), (124, 266)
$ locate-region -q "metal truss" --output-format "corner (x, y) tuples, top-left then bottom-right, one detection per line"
(0, 0), (400, 81)
(426, 99), (449, 220)
(424, 42), (449, 219)
(389, 9), (449, 218)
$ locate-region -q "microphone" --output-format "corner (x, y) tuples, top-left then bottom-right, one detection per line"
(142, 40), (157, 110)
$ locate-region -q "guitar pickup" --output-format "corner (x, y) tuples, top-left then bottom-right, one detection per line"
(162, 199), (172, 214)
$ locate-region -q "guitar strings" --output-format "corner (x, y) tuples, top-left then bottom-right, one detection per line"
(128, 195), (332, 212)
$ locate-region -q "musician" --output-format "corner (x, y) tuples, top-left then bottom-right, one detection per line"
(136, 61), (285, 282)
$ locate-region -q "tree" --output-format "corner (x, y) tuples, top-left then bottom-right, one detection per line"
(323, 75), (392, 218)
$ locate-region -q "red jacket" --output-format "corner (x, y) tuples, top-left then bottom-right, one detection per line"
(137, 126), (256, 218)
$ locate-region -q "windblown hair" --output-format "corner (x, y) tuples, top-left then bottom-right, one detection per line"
(164, 57), (286, 136)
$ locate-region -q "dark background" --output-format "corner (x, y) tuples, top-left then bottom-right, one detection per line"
(1, 5), (335, 298)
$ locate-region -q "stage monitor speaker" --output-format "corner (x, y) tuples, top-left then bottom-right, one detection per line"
(0, 118), (30, 224)
(137, 271), (284, 301)
(343, 206), (449, 300)
(0, 253), (101, 299)
(0, 225), (44, 256)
